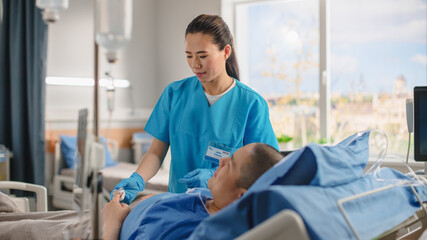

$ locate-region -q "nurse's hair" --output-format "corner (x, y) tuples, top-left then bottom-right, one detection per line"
(185, 14), (240, 81)
(237, 143), (282, 189)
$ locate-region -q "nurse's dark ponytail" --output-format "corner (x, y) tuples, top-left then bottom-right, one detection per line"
(185, 14), (240, 81)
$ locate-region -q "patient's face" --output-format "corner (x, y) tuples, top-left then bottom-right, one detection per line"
(208, 144), (252, 209)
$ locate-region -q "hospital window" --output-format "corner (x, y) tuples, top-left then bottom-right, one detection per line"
(235, 0), (427, 157)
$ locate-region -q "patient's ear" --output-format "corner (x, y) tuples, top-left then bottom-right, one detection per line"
(237, 189), (247, 199)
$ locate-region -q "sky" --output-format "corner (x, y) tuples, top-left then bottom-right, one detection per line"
(239, 0), (427, 96)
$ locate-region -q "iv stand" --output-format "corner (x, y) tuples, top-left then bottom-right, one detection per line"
(92, 0), (101, 237)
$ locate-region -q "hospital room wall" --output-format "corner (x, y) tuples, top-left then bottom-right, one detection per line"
(44, 0), (221, 182)
(45, 0), (157, 181)
(155, 0), (221, 90)
(45, 0), (221, 144)
(46, 0), (158, 120)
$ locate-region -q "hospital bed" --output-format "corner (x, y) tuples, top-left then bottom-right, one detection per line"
(0, 181), (91, 240)
(2, 176), (426, 240)
(236, 209), (310, 240)
(2, 129), (426, 239)
(235, 186), (427, 240)
(4, 156), (426, 239)
(51, 137), (169, 210)
(2, 180), (424, 240)
(189, 131), (427, 240)
(0, 181), (47, 212)
(236, 204), (427, 240)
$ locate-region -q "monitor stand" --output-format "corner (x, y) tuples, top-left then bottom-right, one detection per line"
(414, 162), (427, 176)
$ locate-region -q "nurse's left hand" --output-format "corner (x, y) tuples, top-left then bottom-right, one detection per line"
(178, 168), (215, 189)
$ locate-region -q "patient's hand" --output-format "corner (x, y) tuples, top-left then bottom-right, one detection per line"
(102, 193), (131, 240)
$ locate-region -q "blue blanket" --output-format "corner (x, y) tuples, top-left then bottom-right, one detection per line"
(189, 131), (427, 239)
(120, 188), (211, 240)
(190, 168), (427, 240)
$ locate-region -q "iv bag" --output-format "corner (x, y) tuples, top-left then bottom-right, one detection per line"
(96, 0), (133, 63)
(36, 0), (69, 23)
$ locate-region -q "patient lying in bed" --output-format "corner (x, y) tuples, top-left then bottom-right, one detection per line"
(2, 131), (426, 240)
(0, 143), (282, 240)
(102, 143), (283, 240)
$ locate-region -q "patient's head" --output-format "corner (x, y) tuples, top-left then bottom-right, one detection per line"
(207, 143), (282, 210)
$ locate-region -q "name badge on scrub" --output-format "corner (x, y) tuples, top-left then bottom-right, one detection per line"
(204, 141), (233, 165)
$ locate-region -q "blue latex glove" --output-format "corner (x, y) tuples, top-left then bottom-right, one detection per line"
(111, 172), (145, 204)
(178, 168), (215, 189)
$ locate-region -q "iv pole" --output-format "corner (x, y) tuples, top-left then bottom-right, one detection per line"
(92, 1), (101, 238)
(93, 0), (133, 237)
(94, 5), (100, 141)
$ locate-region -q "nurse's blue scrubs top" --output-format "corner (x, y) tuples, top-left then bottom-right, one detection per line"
(144, 76), (279, 193)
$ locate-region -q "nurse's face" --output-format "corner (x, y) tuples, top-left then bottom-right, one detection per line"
(185, 33), (230, 84)
(208, 144), (251, 209)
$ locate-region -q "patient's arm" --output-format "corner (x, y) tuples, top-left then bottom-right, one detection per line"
(129, 194), (157, 209)
(102, 194), (131, 240)
(135, 138), (169, 183)
(140, 194), (156, 200)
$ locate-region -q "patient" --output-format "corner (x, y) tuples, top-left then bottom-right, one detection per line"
(102, 143), (283, 240)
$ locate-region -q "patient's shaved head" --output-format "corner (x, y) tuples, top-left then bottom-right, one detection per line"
(206, 143), (282, 213)
(237, 143), (282, 189)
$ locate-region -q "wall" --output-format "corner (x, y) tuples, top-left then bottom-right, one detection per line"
(45, 0), (222, 115)
(156, 0), (221, 89)
(45, 1), (221, 186)
(46, 0), (221, 144)
(46, 0), (221, 117)
(46, 0), (158, 121)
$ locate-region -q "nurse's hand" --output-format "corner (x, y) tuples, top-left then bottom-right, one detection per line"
(111, 172), (145, 204)
(178, 168), (215, 189)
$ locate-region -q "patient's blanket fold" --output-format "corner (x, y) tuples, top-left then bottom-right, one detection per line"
(0, 192), (91, 240)
(0, 210), (91, 240)
(0, 192), (23, 213)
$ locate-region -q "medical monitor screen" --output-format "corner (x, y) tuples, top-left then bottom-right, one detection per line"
(414, 86), (427, 161)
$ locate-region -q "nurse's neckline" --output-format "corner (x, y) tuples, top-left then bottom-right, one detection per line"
(202, 76), (234, 96)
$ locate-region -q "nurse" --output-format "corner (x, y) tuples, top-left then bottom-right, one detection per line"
(112, 14), (279, 203)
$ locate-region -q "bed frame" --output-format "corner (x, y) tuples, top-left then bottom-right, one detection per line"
(51, 139), (169, 210)
(236, 205), (427, 240)
(51, 139), (119, 209)
(0, 181), (47, 212)
(236, 184), (427, 240)
(236, 209), (310, 240)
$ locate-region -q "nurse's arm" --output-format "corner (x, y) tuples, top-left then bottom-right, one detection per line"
(135, 137), (169, 184)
